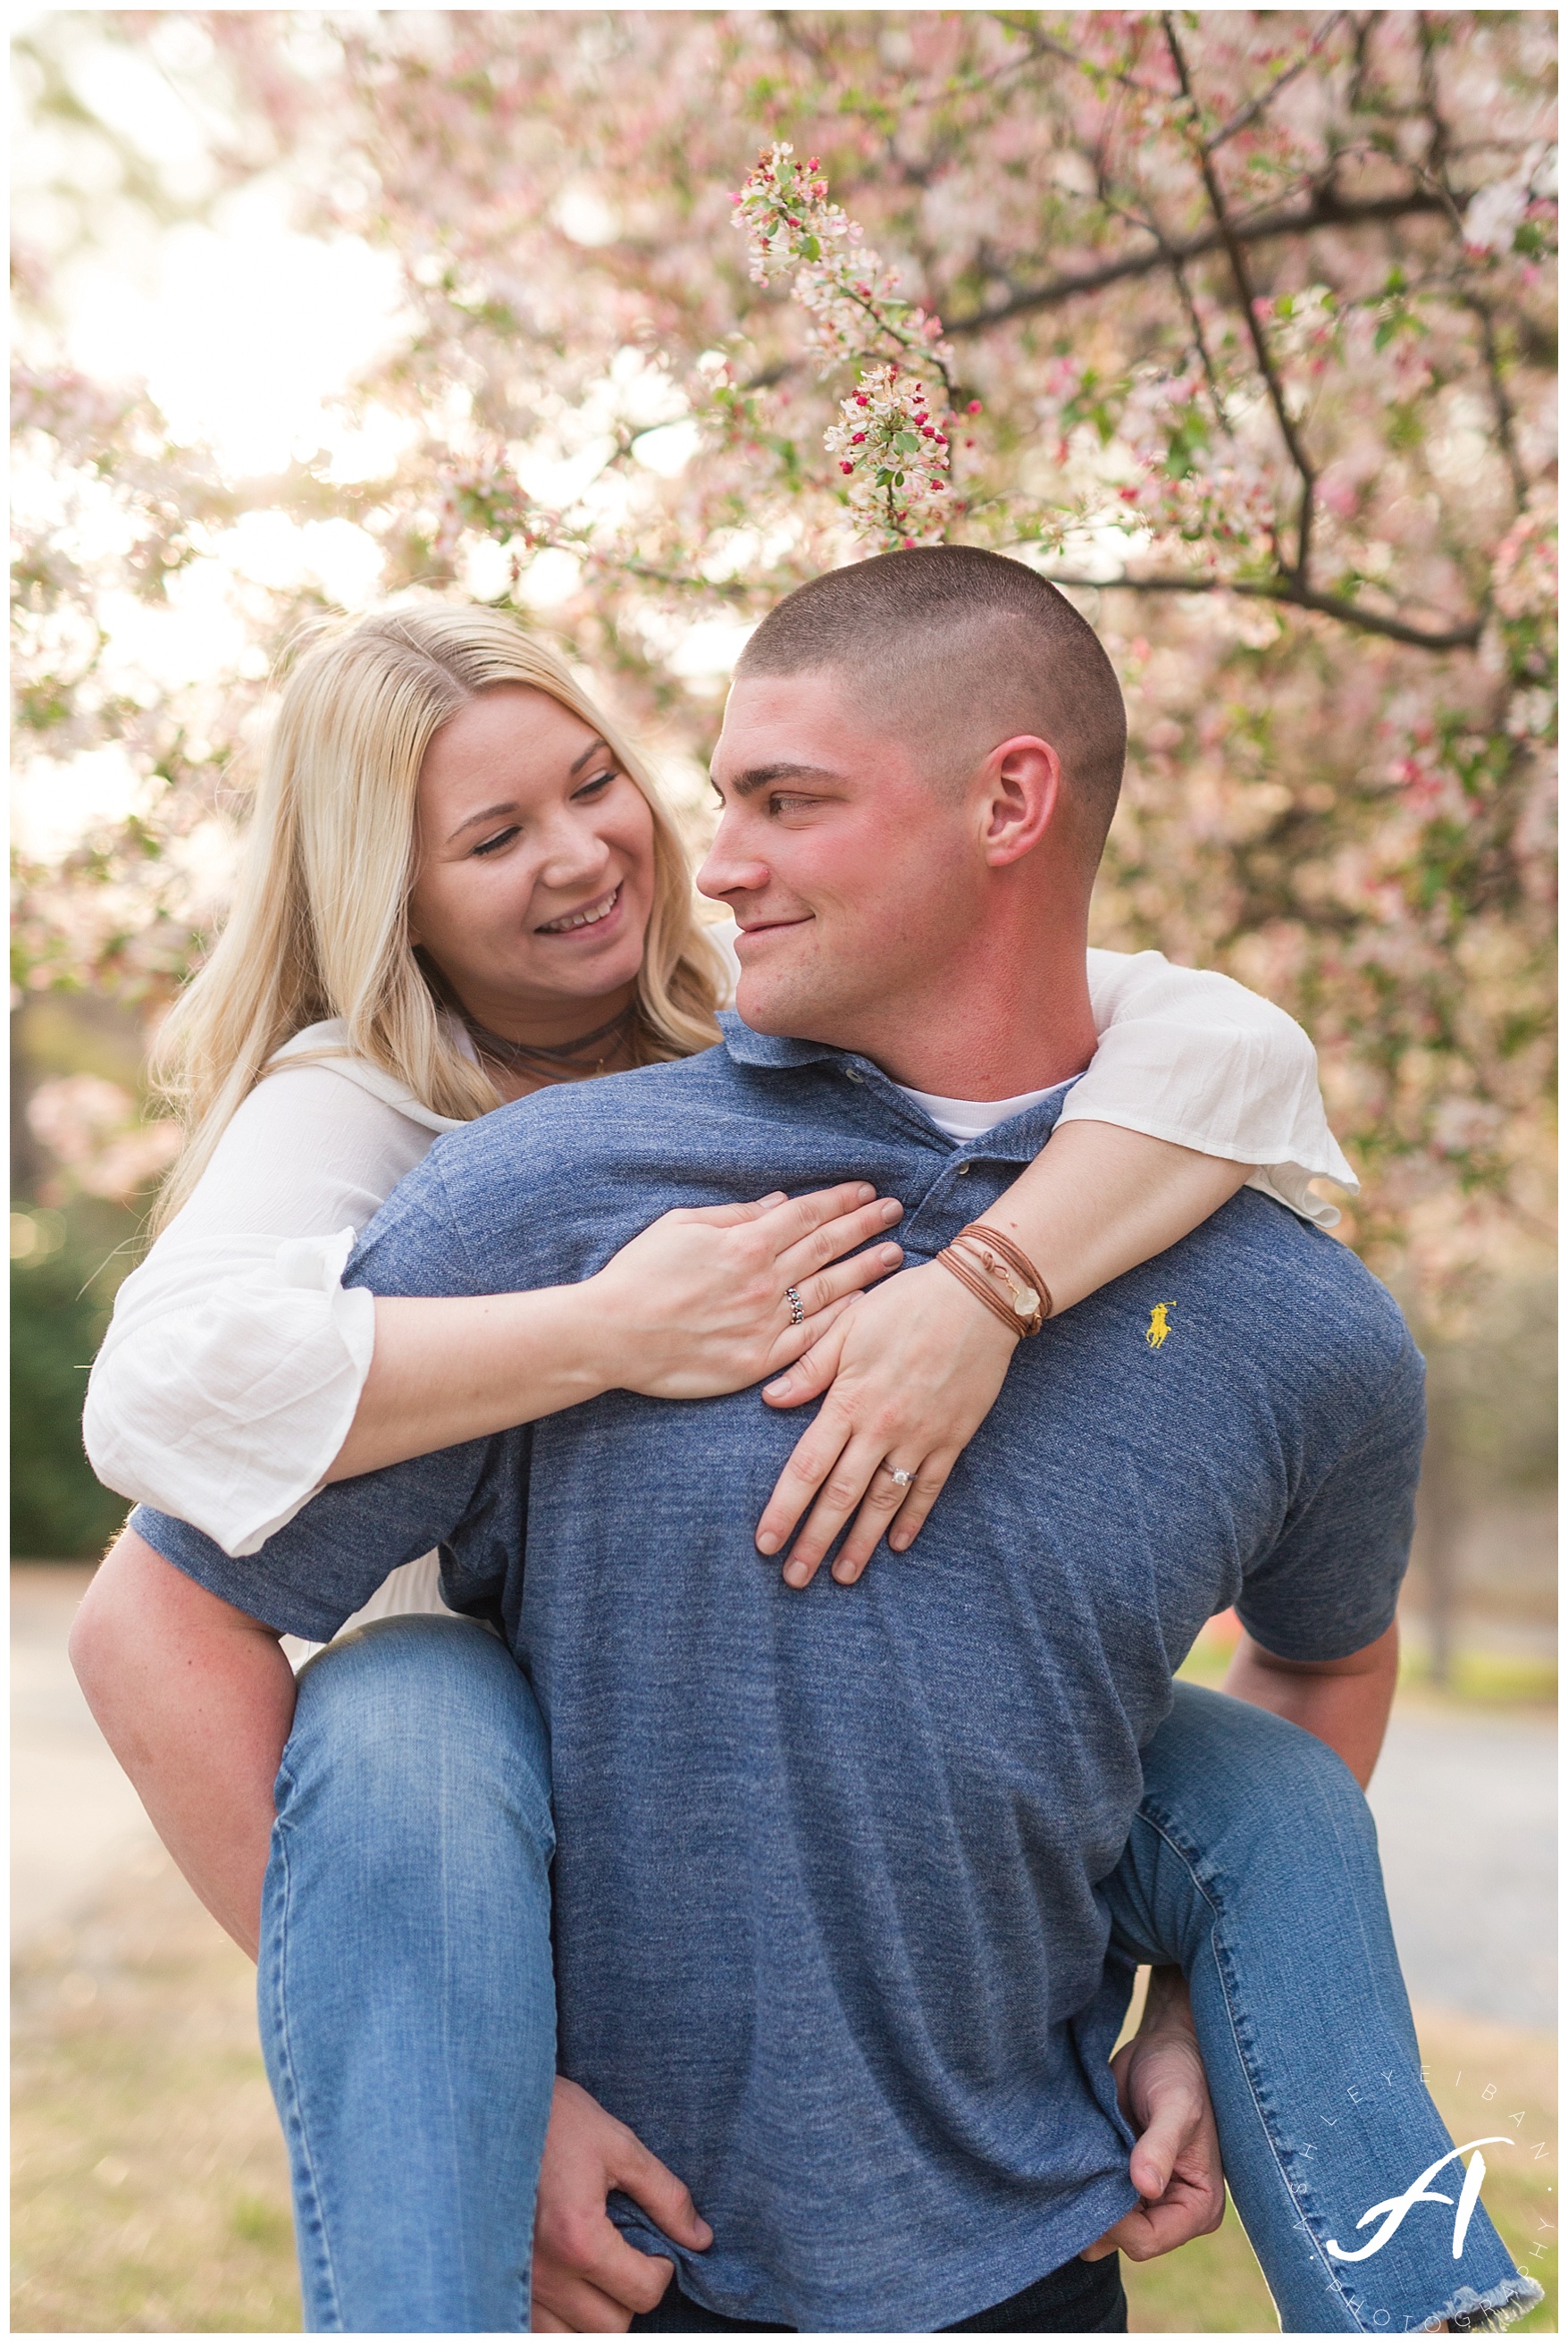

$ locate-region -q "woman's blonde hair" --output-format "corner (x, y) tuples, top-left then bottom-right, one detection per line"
(151, 606), (725, 1229)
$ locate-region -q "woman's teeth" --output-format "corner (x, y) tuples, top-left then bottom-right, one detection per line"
(539, 885), (620, 935)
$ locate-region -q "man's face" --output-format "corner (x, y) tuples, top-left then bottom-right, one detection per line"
(700, 669), (982, 1046)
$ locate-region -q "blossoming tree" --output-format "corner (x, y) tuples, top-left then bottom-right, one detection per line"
(12, 8), (1556, 1302)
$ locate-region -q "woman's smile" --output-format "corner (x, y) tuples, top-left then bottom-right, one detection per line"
(536, 881), (624, 937)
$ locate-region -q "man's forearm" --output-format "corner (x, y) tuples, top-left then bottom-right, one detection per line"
(70, 1527), (298, 1960)
(1220, 1621), (1399, 1788)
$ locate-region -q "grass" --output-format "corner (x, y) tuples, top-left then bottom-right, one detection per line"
(12, 1858), (1556, 2334)
(11, 1850), (301, 2333)
(1123, 2009), (1558, 2331)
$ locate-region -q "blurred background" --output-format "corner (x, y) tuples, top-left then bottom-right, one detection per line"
(12, 9), (1556, 2331)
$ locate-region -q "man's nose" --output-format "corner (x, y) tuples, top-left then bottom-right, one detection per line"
(697, 812), (769, 903)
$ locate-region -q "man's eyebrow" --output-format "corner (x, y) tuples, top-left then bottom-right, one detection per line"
(717, 761), (843, 800)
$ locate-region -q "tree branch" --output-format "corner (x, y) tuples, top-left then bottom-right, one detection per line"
(943, 185), (1464, 336)
(1203, 13), (1349, 152)
(1163, 13), (1318, 582)
(1039, 570), (1483, 652)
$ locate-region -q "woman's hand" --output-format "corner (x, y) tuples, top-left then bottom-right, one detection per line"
(754, 1258), (1017, 1586)
(589, 1183), (904, 1401)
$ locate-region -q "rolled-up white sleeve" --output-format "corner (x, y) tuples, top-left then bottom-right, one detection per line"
(1068, 949), (1358, 1230)
(83, 1063), (437, 1558)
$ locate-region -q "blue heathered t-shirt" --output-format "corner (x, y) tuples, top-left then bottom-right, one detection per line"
(136, 1015), (1425, 2332)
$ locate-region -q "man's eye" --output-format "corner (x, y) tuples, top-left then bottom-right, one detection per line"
(768, 793), (818, 817)
(572, 768), (618, 801)
(472, 826), (521, 858)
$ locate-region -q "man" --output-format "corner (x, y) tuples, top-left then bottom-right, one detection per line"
(78, 550), (1427, 2331)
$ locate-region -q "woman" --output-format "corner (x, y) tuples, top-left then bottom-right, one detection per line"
(75, 609), (1529, 2335)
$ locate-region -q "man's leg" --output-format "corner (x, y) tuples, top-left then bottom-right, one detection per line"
(258, 1614), (556, 2334)
(1102, 1682), (1538, 2335)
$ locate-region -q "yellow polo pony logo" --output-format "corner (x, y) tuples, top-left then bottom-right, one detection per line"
(1145, 1303), (1175, 1350)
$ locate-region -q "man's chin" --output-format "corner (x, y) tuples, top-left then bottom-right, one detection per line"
(733, 963), (834, 1039)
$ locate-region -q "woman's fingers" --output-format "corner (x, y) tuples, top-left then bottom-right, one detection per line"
(771, 1189), (903, 1277)
(773, 1427), (893, 1587)
(762, 1315), (851, 1407)
(667, 1192), (789, 1229)
(791, 1244), (903, 1318)
(881, 1449), (958, 1554)
(755, 1397), (857, 1559)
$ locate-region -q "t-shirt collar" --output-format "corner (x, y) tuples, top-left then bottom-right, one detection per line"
(718, 1011), (1080, 1161)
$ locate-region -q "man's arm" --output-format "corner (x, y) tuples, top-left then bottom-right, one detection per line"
(1222, 1618), (1400, 1788)
(69, 1526), (297, 1960)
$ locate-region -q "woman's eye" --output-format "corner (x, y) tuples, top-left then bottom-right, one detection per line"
(572, 768), (618, 802)
(472, 826), (521, 858)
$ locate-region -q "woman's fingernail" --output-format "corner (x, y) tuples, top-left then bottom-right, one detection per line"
(879, 1199), (902, 1220)
(757, 1532), (779, 1555)
(856, 1183), (876, 1200)
(784, 1559), (810, 1587)
(890, 1533), (910, 1551)
(759, 1191), (786, 1205)
(764, 1376), (790, 1397)
(833, 1560), (859, 1584)
(880, 1245), (903, 1264)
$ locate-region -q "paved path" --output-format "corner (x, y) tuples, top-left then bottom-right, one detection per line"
(1368, 1702), (1557, 2029)
(10, 1569), (1558, 2027)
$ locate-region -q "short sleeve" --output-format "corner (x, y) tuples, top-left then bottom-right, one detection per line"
(1071, 950), (1358, 1227)
(1236, 1335), (1427, 1663)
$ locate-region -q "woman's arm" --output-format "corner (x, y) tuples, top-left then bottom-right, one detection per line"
(87, 1057), (904, 1551)
(68, 1526), (297, 1959)
(326, 1185), (905, 1482)
(756, 954), (1351, 1583)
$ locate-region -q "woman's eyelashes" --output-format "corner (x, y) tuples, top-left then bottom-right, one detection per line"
(471, 825), (522, 859)
(469, 771), (618, 858)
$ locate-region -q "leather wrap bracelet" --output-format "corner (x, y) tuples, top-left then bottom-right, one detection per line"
(935, 1222), (1053, 1340)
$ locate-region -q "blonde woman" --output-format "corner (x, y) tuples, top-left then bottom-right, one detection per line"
(71, 607), (1510, 2336)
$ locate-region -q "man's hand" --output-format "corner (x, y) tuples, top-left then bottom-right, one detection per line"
(1080, 1969), (1226, 2265)
(531, 2077), (712, 2333)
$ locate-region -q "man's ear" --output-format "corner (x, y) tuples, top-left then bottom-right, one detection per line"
(977, 735), (1062, 868)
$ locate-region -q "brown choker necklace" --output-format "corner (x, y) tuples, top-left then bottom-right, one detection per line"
(465, 1003), (639, 1084)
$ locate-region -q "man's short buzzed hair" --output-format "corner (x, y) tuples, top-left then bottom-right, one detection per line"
(736, 546), (1127, 859)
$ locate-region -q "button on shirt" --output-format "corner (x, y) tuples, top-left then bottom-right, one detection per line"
(135, 1014), (1425, 2333)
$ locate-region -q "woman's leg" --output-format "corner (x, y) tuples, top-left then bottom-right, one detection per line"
(258, 1614), (556, 2334)
(1102, 1683), (1539, 2335)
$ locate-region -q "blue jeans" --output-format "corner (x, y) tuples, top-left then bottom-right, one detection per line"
(261, 1617), (1535, 2334)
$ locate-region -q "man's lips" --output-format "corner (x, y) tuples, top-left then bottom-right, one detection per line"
(536, 882), (623, 936)
(734, 912), (812, 949)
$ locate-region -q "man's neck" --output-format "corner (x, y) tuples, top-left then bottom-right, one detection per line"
(830, 916), (1097, 1101)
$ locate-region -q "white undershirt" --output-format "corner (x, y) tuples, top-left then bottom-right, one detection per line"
(893, 1078), (1077, 1142)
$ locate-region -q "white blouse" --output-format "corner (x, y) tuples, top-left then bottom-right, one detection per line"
(85, 945), (1355, 1577)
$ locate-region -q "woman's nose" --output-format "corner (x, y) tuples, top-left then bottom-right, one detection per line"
(536, 816), (612, 891)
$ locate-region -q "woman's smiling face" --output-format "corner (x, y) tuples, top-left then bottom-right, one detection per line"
(407, 684), (657, 1042)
